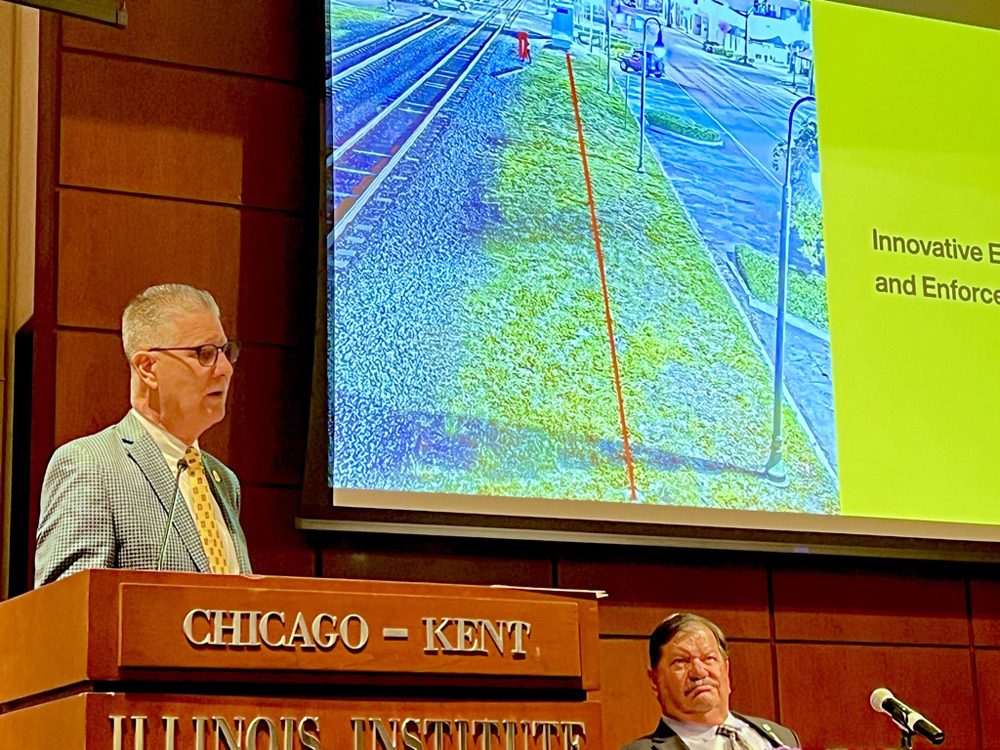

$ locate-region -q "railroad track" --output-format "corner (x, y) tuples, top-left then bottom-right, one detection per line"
(329, 14), (451, 88)
(331, 0), (524, 245)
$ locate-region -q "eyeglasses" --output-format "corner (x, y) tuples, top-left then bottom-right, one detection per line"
(147, 341), (242, 367)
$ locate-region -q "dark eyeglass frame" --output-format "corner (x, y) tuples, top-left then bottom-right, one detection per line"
(146, 340), (241, 367)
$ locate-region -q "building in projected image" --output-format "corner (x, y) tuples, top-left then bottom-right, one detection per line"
(326, 0), (837, 515)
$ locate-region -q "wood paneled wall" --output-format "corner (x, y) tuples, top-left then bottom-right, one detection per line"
(25, 1), (1000, 749)
(316, 538), (1000, 750)
(28, 0), (319, 584)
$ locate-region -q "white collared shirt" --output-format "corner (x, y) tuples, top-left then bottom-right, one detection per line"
(131, 409), (240, 574)
(661, 714), (771, 750)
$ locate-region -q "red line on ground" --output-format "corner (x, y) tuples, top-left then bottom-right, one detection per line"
(565, 54), (637, 502)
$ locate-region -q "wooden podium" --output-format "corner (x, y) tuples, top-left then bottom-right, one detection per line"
(0, 570), (603, 749)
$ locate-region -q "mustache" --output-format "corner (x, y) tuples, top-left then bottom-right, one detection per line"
(685, 678), (720, 695)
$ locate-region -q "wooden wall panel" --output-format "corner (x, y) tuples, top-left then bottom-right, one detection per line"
(240, 485), (314, 577)
(976, 650), (1000, 750)
(55, 188), (312, 347)
(772, 567), (969, 645)
(236, 210), (314, 347)
(727, 642), (776, 722)
(56, 189), (240, 332)
(598, 639), (660, 750)
(322, 537), (554, 587)
(971, 579), (1000, 647)
(52, 330), (129, 447)
(777, 643), (977, 749)
(559, 555), (770, 638)
(60, 52), (308, 209)
(62, 0), (308, 80)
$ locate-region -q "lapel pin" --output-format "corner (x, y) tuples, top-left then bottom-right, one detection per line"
(212, 470), (222, 482)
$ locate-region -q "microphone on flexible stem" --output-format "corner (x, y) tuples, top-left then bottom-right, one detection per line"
(156, 457), (189, 571)
(870, 688), (945, 745)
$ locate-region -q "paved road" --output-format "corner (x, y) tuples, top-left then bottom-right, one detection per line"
(615, 25), (837, 475)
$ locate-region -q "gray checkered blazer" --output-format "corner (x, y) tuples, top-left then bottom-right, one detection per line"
(35, 412), (252, 587)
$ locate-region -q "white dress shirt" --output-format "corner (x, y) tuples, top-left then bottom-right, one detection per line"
(131, 409), (240, 574)
(661, 714), (771, 750)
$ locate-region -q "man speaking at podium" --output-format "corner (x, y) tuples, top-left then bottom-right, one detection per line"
(623, 613), (799, 750)
(35, 284), (252, 587)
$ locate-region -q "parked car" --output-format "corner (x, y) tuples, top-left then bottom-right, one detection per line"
(618, 51), (664, 77)
(701, 40), (723, 54)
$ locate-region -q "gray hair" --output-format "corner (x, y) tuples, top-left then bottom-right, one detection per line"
(649, 613), (729, 667)
(122, 284), (220, 359)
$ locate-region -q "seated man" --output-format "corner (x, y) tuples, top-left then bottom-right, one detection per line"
(622, 613), (799, 750)
(35, 284), (252, 586)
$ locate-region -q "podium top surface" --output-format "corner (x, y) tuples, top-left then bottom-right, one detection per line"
(0, 569), (602, 708)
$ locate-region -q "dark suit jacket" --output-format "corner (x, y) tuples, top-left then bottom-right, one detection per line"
(621, 714), (800, 750)
(35, 412), (252, 587)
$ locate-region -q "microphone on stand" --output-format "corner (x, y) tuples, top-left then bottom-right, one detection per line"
(870, 688), (945, 745)
(156, 457), (189, 571)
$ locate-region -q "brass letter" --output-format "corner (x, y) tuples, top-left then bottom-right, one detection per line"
(246, 717), (279, 750)
(473, 720), (499, 750)
(532, 722), (559, 750)
(183, 609), (212, 646)
(455, 720), (470, 750)
(287, 612), (317, 649)
(423, 720), (451, 750)
(194, 717), (209, 750)
(164, 717), (179, 750)
(506, 622), (530, 656)
(213, 610), (249, 647)
(312, 613), (339, 649)
(454, 620), (483, 653)
(340, 614), (370, 652)
(561, 722), (585, 750)
(111, 715), (126, 750)
(133, 716), (147, 750)
(214, 716), (246, 749)
(299, 717), (322, 750)
(481, 621), (504, 654)
(259, 611), (288, 648)
(281, 717), (296, 750)
(423, 618), (454, 653)
(401, 718), (425, 750)
(351, 718), (366, 750)
(246, 612), (261, 647)
(372, 719), (398, 750)
(502, 721), (517, 750)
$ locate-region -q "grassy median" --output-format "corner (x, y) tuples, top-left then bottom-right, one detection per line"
(429, 48), (837, 512)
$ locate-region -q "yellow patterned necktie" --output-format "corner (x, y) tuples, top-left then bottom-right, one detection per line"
(184, 446), (230, 574)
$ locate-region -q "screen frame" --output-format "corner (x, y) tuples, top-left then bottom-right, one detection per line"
(310, 0), (1000, 562)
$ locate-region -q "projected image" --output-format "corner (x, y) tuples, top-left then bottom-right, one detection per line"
(327, 0), (838, 513)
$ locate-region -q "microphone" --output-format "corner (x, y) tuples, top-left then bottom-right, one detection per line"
(156, 457), (189, 571)
(870, 688), (945, 745)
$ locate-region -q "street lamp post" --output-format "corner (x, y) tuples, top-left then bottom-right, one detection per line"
(762, 94), (816, 487)
(743, 11), (749, 63)
(589, 0), (596, 52)
(637, 16), (666, 174)
(607, 2), (625, 93)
